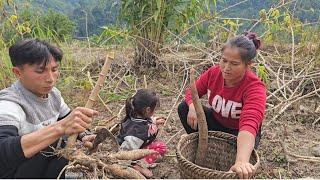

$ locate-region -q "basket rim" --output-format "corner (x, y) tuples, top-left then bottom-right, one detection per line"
(176, 131), (260, 176)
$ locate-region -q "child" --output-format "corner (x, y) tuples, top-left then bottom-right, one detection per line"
(117, 89), (167, 178)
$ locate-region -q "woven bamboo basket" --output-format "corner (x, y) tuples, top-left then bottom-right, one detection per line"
(176, 131), (260, 179)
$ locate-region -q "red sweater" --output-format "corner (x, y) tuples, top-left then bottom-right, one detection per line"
(185, 66), (266, 137)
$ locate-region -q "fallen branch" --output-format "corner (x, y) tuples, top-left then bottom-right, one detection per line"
(290, 26), (295, 77)
(266, 87), (320, 126)
(312, 117), (320, 127)
(281, 142), (320, 163)
(143, 75), (147, 88)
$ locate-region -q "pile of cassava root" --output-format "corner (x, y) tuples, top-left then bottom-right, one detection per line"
(57, 54), (159, 179)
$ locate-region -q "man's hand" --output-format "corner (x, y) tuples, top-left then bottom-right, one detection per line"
(81, 134), (96, 149)
(20, 107), (98, 158)
(187, 103), (198, 130)
(57, 107), (98, 136)
(229, 161), (256, 179)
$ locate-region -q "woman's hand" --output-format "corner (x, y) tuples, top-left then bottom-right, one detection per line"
(187, 103), (198, 130)
(230, 161), (256, 179)
(230, 131), (256, 179)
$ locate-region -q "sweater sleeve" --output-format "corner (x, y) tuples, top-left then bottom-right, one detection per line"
(58, 97), (71, 119)
(239, 82), (266, 137)
(0, 125), (27, 177)
(185, 68), (212, 105)
(119, 136), (145, 151)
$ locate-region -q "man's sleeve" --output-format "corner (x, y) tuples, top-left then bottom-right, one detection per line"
(0, 100), (28, 177)
(58, 97), (71, 119)
(0, 100), (23, 127)
(0, 125), (27, 177)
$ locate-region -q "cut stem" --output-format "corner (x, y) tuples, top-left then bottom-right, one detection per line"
(66, 53), (114, 148)
(190, 68), (208, 166)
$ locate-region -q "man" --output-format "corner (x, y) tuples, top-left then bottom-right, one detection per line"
(0, 39), (98, 178)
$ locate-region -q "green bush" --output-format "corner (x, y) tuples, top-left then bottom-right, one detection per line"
(40, 9), (76, 41)
(0, 6), (76, 46)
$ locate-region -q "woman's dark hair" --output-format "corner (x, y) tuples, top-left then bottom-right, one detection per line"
(223, 32), (261, 63)
(9, 38), (63, 68)
(122, 89), (159, 122)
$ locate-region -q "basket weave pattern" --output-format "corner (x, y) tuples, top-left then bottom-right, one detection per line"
(176, 131), (260, 179)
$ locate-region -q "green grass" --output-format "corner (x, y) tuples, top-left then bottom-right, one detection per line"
(0, 48), (15, 89)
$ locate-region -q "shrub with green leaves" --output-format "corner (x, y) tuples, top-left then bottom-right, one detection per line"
(1, 3), (75, 46)
(120, 0), (204, 68)
(40, 9), (76, 41)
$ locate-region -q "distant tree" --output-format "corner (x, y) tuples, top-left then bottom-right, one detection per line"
(92, 6), (105, 27)
(72, 4), (99, 37)
(104, 0), (120, 25)
(40, 9), (76, 40)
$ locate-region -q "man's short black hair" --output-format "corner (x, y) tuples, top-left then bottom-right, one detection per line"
(9, 39), (63, 67)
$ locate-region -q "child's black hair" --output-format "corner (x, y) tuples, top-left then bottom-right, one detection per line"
(122, 89), (159, 122)
(9, 38), (63, 68)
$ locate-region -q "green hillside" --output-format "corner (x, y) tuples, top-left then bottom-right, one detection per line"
(15, 0), (320, 37)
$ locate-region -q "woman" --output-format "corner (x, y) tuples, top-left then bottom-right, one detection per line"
(178, 32), (266, 179)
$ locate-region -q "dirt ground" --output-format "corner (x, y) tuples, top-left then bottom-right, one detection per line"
(91, 77), (319, 179)
(145, 80), (320, 179)
(62, 47), (320, 179)
(147, 83), (319, 179)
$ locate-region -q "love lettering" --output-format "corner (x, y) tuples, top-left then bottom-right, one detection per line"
(211, 95), (242, 119)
